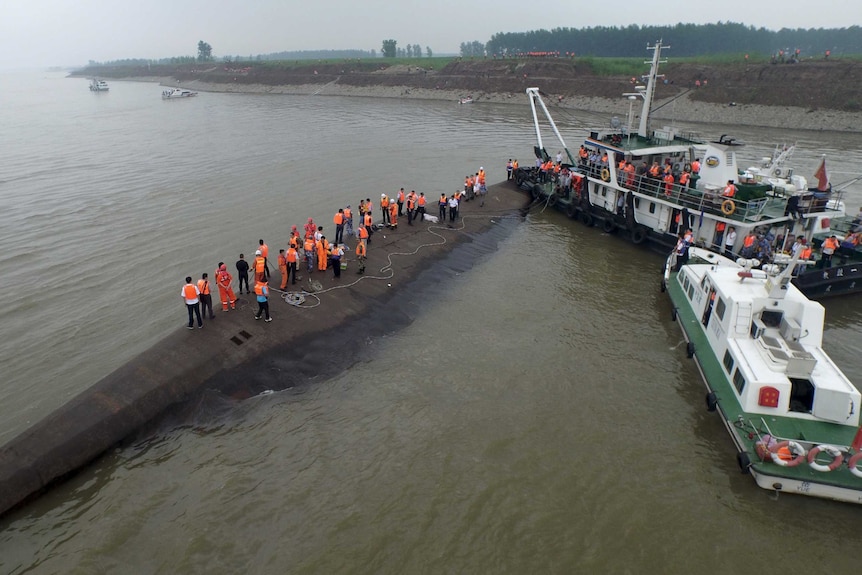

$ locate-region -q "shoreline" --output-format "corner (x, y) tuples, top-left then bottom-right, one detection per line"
(135, 76), (862, 133)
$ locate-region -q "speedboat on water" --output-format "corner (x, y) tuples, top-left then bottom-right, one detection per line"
(162, 88), (198, 99)
(89, 78), (109, 92)
(663, 247), (862, 504)
(459, 96), (474, 105)
(512, 39), (852, 299)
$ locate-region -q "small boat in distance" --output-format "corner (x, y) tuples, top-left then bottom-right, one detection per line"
(89, 78), (109, 92)
(458, 96), (474, 105)
(162, 88), (198, 100)
(663, 247), (862, 504)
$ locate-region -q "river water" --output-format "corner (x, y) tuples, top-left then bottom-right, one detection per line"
(2, 70), (862, 573)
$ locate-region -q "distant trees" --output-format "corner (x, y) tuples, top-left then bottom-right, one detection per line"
(426, 46), (433, 58)
(381, 39), (397, 58)
(460, 41), (486, 57)
(197, 41), (213, 62)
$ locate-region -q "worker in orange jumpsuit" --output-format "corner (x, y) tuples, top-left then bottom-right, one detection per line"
(316, 235), (330, 271)
(355, 231), (367, 275)
(388, 199), (398, 228)
(277, 249), (288, 289)
(304, 217), (316, 240)
(663, 173), (675, 197)
(216, 264), (237, 311)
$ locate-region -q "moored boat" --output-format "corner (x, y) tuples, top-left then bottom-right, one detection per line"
(663, 247), (862, 504)
(89, 78), (109, 92)
(162, 87), (198, 99)
(459, 96), (474, 105)
(512, 40), (854, 299)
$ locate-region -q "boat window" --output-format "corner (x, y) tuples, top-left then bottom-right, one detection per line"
(723, 350), (734, 375)
(687, 284), (695, 300)
(601, 187), (607, 197)
(649, 202), (656, 214)
(760, 310), (783, 328)
(715, 298), (726, 321)
(633, 198), (640, 209)
(732, 368), (746, 394)
(682, 276), (690, 292)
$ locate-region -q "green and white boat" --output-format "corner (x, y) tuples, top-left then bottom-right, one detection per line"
(663, 247), (862, 503)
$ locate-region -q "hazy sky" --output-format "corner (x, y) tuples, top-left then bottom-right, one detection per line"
(3, 0), (859, 69)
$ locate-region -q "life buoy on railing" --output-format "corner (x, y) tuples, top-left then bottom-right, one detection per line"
(848, 452), (862, 478)
(769, 440), (807, 467)
(600, 168), (610, 182)
(774, 168), (782, 177)
(807, 444), (844, 472)
(721, 199), (736, 216)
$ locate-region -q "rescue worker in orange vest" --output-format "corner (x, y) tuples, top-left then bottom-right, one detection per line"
(288, 230), (300, 251)
(624, 161), (636, 189)
(277, 249), (288, 290)
(330, 242), (344, 278)
(648, 161), (661, 178)
(578, 146), (588, 165)
(333, 208), (345, 244)
(197, 272), (215, 320)
(691, 158), (701, 174)
(380, 194), (390, 225)
(303, 236), (316, 273)
(417, 192), (427, 221)
(253, 279), (272, 322)
(406, 190), (417, 225)
(465, 175), (474, 200)
(355, 229), (367, 275)
(679, 170), (691, 189)
(722, 180), (737, 197)
(317, 235), (330, 271)
(663, 173), (675, 197)
(388, 199), (398, 228)
(216, 264), (237, 312)
(713, 221), (727, 250)
(363, 211), (374, 243)
(258, 239), (269, 260)
(821, 235), (839, 268)
(181, 276), (203, 329)
(439, 193), (447, 222)
(741, 231), (757, 258)
(304, 217), (316, 240)
(397, 188), (405, 217)
(343, 205), (353, 236)
(285, 245), (298, 285)
(253, 249), (269, 283)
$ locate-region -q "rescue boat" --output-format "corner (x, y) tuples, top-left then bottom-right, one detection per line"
(663, 247), (862, 504)
(512, 40), (855, 299)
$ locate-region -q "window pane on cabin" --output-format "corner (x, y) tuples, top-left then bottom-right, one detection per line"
(715, 298), (726, 321)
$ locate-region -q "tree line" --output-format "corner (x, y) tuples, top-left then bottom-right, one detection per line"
(482, 23), (862, 57)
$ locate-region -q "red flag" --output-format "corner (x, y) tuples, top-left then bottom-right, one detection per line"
(814, 156), (829, 192)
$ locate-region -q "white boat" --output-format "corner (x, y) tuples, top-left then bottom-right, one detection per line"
(89, 78), (109, 92)
(513, 39), (851, 299)
(162, 88), (198, 99)
(663, 247), (862, 504)
(459, 97), (473, 105)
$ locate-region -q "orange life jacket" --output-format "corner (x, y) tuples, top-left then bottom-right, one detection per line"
(801, 247), (812, 259)
(254, 256), (266, 272)
(304, 238), (315, 252)
(277, 253), (287, 267)
(398, 190), (405, 202)
(743, 235), (756, 248)
(254, 282), (267, 296)
(344, 208), (352, 219)
(358, 226), (368, 239)
(380, 196), (389, 208)
(183, 284), (198, 300)
(356, 242), (366, 257)
(259, 244), (268, 259)
(418, 195), (426, 206)
(334, 212), (344, 225)
(286, 248), (298, 263)
(364, 213), (373, 226)
(197, 279), (210, 295)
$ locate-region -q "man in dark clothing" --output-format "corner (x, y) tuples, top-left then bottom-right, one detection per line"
(235, 254), (250, 294)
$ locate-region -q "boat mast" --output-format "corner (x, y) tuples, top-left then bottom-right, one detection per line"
(526, 87), (576, 164)
(637, 40), (669, 139)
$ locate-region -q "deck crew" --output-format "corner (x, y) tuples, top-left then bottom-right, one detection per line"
(197, 273), (215, 320)
(277, 249), (288, 289)
(417, 192), (427, 221)
(722, 180), (737, 197)
(181, 276), (203, 329)
(506, 159), (513, 180)
(253, 249), (268, 283)
(406, 190), (417, 225)
(216, 264), (237, 312)
(821, 235), (839, 268)
(343, 205), (353, 236)
(235, 254), (250, 295)
(439, 193), (447, 222)
(397, 188), (405, 216)
(380, 194), (390, 225)
(333, 209), (345, 245)
(388, 200), (398, 228)
(304, 236), (316, 273)
(253, 279), (272, 322)
(286, 245), (298, 285)
(317, 236), (330, 271)
(330, 243), (344, 278)
(258, 239), (269, 260)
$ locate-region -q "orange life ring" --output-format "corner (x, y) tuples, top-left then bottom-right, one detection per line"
(769, 440), (806, 467)
(721, 199), (736, 216)
(807, 444), (844, 472)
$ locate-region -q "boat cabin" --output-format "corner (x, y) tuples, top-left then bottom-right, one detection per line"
(676, 260), (860, 426)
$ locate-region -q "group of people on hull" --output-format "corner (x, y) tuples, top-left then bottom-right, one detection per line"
(181, 171), (489, 329)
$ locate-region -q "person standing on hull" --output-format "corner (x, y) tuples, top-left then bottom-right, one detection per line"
(330, 243), (344, 278)
(181, 276), (203, 329)
(277, 249), (288, 290)
(380, 194), (390, 226)
(355, 231), (367, 275)
(448, 193), (459, 222)
(304, 235), (316, 274)
(216, 264), (237, 311)
(197, 273), (215, 320)
(397, 188), (405, 217)
(253, 249), (268, 284)
(438, 193), (447, 222)
(317, 235), (330, 272)
(258, 239), (269, 260)
(253, 279), (272, 322)
(388, 199), (398, 229)
(235, 254), (250, 295)
(364, 211), (374, 243)
(286, 244), (299, 284)
(406, 190), (417, 225)
(333, 209), (345, 245)
(417, 192), (427, 221)
(343, 205), (353, 237)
